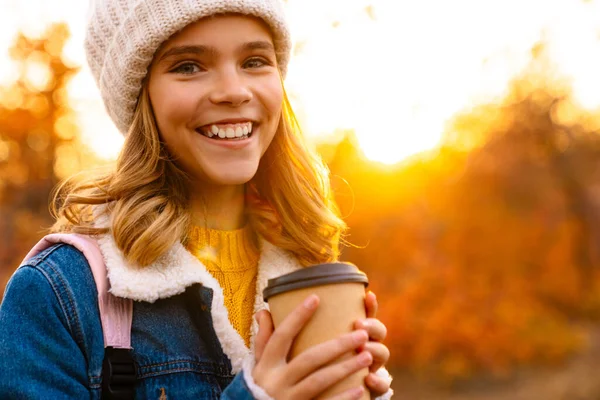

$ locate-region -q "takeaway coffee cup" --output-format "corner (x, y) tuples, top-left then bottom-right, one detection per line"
(263, 262), (371, 399)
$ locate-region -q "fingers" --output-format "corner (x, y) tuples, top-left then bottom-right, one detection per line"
(287, 329), (369, 384)
(354, 318), (387, 342)
(326, 386), (366, 400)
(360, 341), (390, 372)
(254, 310), (274, 362)
(364, 371), (391, 397)
(260, 294), (320, 367)
(364, 291), (378, 318)
(293, 351), (373, 399)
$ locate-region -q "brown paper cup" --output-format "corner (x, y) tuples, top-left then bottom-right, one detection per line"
(263, 262), (370, 400)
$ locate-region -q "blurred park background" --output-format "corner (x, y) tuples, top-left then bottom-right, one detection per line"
(2, 0), (600, 398)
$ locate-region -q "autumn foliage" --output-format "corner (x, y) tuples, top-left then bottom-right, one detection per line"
(328, 65), (600, 380)
(2, 25), (600, 383)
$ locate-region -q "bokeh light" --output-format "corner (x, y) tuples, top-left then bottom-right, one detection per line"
(1, 0), (600, 164)
(2, 4), (600, 396)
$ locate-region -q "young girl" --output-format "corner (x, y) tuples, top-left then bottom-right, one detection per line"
(0, 0), (392, 398)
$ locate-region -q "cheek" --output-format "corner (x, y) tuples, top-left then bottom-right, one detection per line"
(261, 78), (284, 120)
(260, 82), (284, 152)
(149, 80), (198, 131)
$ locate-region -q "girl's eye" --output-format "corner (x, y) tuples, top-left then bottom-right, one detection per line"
(243, 57), (270, 69)
(171, 62), (203, 75)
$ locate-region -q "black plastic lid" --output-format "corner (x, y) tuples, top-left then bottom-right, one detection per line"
(263, 262), (369, 301)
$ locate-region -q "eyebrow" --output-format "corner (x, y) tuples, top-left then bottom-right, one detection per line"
(157, 41), (275, 63)
(241, 41), (275, 53)
(158, 45), (217, 62)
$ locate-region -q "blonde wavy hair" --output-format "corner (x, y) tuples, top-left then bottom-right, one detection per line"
(51, 81), (347, 267)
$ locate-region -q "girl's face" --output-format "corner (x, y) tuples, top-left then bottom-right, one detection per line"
(148, 14), (283, 186)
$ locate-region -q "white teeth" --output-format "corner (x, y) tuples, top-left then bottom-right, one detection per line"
(200, 122), (254, 139)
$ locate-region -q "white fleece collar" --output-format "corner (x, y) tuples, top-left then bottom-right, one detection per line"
(94, 217), (302, 374)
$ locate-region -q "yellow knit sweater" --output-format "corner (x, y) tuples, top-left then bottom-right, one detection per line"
(186, 225), (259, 348)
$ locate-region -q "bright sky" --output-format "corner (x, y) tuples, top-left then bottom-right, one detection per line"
(1, 0), (600, 164)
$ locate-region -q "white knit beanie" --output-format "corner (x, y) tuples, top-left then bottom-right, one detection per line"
(84, 0), (292, 135)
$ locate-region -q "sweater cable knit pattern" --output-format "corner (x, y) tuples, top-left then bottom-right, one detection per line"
(186, 225), (260, 347)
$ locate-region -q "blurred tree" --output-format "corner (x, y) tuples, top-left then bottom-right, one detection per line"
(0, 24), (81, 295)
(326, 55), (600, 381)
(1, 20), (600, 389)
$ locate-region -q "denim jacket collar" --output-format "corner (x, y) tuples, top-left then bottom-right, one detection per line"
(93, 212), (302, 374)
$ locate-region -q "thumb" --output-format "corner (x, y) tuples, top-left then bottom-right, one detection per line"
(254, 310), (274, 362)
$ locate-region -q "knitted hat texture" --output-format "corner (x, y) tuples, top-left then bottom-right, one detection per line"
(84, 0), (291, 135)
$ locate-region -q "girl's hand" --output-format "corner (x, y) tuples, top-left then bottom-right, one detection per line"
(354, 291), (391, 397)
(253, 295), (373, 400)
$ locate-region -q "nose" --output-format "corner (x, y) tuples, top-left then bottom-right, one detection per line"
(209, 67), (253, 107)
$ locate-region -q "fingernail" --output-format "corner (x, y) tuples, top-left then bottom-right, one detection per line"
(303, 295), (318, 309)
(358, 351), (373, 366)
(352, 330), (368, 345)
(359, 319), (369, 328)
(351, 386), (364, 398)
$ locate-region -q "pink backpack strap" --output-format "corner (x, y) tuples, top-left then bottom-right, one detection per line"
(23, 233), (133, 349)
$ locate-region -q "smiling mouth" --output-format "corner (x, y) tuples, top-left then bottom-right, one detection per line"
(196, 121), (255, 141)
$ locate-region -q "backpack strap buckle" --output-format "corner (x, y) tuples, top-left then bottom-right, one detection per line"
(102, 346), (137, 400)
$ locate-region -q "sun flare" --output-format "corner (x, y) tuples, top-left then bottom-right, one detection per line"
(0, 0), (599, 164)
(285, 0), (600, 165)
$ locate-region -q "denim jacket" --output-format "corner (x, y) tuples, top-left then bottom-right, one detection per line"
(0, 223), (393, 399)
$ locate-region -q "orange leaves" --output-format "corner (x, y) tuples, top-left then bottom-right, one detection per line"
(329, 77), (600, 381)
(0, 24), (88, 295)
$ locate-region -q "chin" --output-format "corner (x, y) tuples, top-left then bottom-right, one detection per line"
(205, 168), (258, 186)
